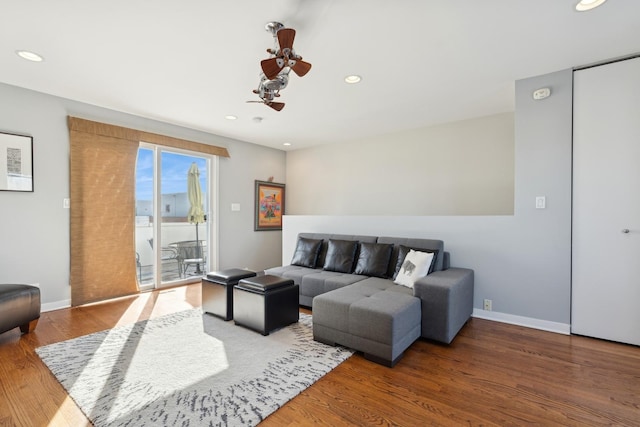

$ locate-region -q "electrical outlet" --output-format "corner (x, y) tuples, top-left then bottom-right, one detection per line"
(483, 299), (492, 311)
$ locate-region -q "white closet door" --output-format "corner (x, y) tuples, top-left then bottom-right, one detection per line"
(572, 57), (640, 346)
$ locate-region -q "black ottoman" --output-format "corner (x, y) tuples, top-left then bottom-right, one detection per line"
(0, 284), (41, 336)
(233, 275), (299, 335)
(202, 269), (256, 320)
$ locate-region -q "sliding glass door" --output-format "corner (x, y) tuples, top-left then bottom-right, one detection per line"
(135, 144), (214, 289)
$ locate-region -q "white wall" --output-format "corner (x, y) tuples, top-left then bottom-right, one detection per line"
(0, 83), (285, 310)
(286, 112), (514, 215)
(280, 70), (573, 332)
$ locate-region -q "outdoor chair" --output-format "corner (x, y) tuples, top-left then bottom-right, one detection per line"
(146, 239), (181, 279)
(169, 240), (207, 277)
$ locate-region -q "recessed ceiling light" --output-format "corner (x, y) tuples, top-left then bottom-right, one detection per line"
(575, 0), (607, 11)
(224, 115), (237, 120)
(344, 75), (362, 84)
(283, 143), (291, 146)
(16, 50), (44, 62)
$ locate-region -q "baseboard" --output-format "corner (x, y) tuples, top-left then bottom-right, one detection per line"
(26, 282), (71, 313)
(41, 299), (71, 313)
(472, 309), (570, 335)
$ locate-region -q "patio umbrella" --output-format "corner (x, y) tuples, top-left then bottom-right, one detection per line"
(187, 162), (205, 274)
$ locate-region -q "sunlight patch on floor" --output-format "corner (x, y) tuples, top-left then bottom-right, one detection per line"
(47, 395), (83, 426)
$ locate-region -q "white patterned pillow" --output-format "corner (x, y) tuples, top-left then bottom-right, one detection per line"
(394, 249), (435, 288)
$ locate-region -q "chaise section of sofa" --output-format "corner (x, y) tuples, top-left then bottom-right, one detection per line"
(313, 276), (422, 366)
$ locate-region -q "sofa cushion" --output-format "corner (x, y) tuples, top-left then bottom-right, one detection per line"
(299, 233), (377, 270)
(290, 237), (323, 268)
(377, 237), (444, 275)
(301, 271), (368, 298)
(392, 245), (440, 279)
(353, 242), (393, 278)
(394, 249), (435, 288)
(323, 239), (358, 273)
(264, 265), (319, 286)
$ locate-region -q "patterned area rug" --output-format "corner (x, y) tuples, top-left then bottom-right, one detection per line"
(36, 310), (353, 426)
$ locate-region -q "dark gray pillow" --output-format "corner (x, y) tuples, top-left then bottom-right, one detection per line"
(323, 239), (358, 273)
(354, 242), (393, 278)
(393, 245), (439, 279)
(290, 237), (322, 268)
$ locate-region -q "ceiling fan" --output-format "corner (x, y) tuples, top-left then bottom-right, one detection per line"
(249, 22), (312, 111)
(247, 74), (287, 111)
(260, 22), (312, 80)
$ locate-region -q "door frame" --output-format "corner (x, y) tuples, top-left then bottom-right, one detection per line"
(137, 142), (219, 289)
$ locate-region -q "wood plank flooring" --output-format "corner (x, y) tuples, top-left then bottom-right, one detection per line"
(1, 283), (638, 426)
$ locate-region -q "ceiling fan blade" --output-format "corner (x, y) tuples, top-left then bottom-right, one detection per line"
(277, 28), (296, 51)
(261, 57), (285, 80)
(291, 59), (312, 77)
(268, 102), (285, 111)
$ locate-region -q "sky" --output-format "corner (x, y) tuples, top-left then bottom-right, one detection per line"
(136, 148), (208, 202)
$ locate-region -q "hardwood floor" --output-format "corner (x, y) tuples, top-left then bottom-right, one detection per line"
(1, 283), (638, 426)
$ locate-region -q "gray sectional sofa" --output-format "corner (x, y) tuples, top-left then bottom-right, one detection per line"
(265, 233), (474, 367)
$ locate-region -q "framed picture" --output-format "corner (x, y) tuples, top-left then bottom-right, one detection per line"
(0, 131), (33, 192)
(255, 180), (285, 231)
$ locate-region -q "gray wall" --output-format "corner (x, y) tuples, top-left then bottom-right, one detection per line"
(0, 82), (285, 310)
(287, 112), (515, 215)
(280, 70), (573, 331)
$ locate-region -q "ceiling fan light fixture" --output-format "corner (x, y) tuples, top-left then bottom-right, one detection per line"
(344, 75), (362, 84)
(575, 0), (607, 11)
(16, 50), (44, 62)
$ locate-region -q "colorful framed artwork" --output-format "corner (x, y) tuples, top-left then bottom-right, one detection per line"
(255, 180), (285, 231)
(0, 131), (33, 192)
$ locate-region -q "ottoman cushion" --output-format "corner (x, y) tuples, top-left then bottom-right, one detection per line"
(236, 275), (294, 292)
(206, 268), (256, 283)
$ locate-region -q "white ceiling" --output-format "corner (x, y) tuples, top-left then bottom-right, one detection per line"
(2, 1), (639, 151)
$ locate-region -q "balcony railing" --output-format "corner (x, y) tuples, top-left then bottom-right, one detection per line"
(135, 221), (207, 285)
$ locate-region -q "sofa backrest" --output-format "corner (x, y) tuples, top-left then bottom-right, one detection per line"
(298, 233), (377, 269)
(377, 236), (445, 274)
(296, 233), (446, 275)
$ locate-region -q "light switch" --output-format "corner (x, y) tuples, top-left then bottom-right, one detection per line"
(63, 198), (70, 209)
(231, 203), (240, 211)
(535, 196), (546, 209)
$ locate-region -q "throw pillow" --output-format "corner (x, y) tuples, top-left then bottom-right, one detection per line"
(394, 249), (435, 288)
(353, 242), (393, 278)
(290, 237), (323, 268)
(323, 239), (358, 273)
(393, 245), (439, 279)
